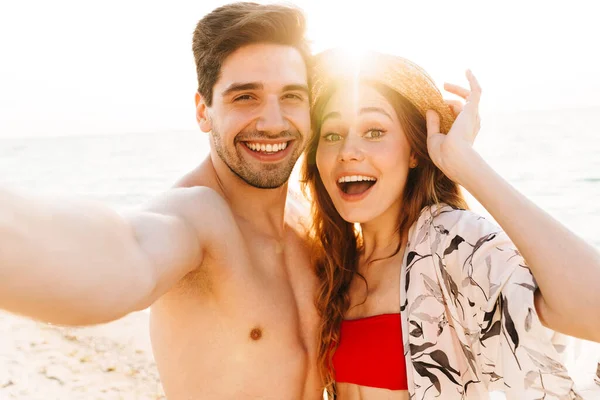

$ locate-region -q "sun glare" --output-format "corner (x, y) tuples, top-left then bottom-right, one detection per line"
(306, 2), (373, 59)
(333, 43), (368, 65)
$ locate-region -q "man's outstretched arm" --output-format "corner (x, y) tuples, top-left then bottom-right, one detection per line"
(0, 186), (226, 326)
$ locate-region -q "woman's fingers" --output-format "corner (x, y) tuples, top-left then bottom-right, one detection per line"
(465, 69), (482, 106)
(426, 110), (441, 136)
(425, 110), (444, 166)
(444, 70), (481, 105)
(443, 82), (470, 100)
(460, 71), (482, 125)
(444, 99), (463, 117)
(441, 71), (483, 140)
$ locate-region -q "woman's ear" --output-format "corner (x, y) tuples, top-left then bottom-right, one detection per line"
(195, 92), (212, 133)
(409, 153), (419, 169)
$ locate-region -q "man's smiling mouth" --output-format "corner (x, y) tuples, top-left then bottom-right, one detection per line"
(243, 141), (289, 154)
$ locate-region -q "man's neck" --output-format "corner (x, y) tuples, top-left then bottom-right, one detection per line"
(209, 154), (288, 239)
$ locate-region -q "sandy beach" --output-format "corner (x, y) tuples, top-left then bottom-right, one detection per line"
(0, 311), (165, 400)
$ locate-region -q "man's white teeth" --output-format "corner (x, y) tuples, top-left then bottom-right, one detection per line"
(337, 175), (377, 183)
(246, 142), (289, 153)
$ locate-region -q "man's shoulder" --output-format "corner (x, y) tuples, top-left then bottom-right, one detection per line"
(172, 160), (218, 190)
(165, 161), (232, 221)
(140, 185), (228, 220)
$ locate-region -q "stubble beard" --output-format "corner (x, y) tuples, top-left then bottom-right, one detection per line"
(210, 125), (304, 189)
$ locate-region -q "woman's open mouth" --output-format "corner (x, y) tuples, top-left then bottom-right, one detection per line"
(336, 175), (377, 200)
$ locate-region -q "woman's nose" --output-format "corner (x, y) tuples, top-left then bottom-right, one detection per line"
(338, 135), (365, 163)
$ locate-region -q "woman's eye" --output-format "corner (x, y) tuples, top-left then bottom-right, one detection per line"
(323, 133), (342, 142)
(365, 129), (384, 139)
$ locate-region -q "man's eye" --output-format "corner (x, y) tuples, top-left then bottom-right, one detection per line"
(234, 94), (254, 101)
(283, 93), (303, 101)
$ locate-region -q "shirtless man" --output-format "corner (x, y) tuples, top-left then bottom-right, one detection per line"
(0, 3), (322, 399)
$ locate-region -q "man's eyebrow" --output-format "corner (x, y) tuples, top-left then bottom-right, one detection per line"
(221, 83), (310, 98)
(283, 84), (309, 95)
(359, 106), (393, 121)
(221, 82), (263, 97)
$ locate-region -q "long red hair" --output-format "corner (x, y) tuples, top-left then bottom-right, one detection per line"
(301, 53), (468, 397)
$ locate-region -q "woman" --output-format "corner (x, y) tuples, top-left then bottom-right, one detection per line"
(302, 49), (598, 399)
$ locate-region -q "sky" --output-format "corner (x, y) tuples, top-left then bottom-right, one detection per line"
(0, 0), (599, 137)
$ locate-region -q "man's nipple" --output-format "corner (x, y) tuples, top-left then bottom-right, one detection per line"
(250, 327), (263, 341)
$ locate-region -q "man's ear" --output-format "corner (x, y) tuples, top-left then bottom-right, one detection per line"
(195, 92), (212, 133)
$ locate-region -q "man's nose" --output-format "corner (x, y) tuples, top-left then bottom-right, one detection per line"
(255, 96), (289, 134)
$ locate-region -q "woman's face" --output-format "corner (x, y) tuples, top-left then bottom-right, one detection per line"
(315, 83), (416, 224)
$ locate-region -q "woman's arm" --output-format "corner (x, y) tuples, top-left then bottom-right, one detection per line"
(455, 148), (600, 341)
(426, 72), (600, 342)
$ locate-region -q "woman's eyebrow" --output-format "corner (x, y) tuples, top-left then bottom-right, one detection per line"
(321, 111), (341, 124)
(359, 106), (393, 121)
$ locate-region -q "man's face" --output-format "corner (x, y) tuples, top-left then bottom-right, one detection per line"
(197, 43), (310, 189)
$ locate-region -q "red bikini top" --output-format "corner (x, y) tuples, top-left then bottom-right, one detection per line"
(332, 313), (408, 390)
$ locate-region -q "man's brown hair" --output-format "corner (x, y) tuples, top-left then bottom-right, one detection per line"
(192, 2), (311, 106)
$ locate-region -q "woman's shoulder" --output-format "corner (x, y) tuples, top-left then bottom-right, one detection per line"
(413, 203), (501, 239)
(406, 203), (507, 259)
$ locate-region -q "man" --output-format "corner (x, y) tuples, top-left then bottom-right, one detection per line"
(0, 3), (322, 399)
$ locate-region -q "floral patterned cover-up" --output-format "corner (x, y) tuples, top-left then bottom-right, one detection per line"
(400, 204), (583, 399)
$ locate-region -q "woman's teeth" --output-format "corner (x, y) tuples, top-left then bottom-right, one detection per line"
(337, 175), (377, 183)
(245, 142), (289, 153)
(337, 175), (378, 195)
